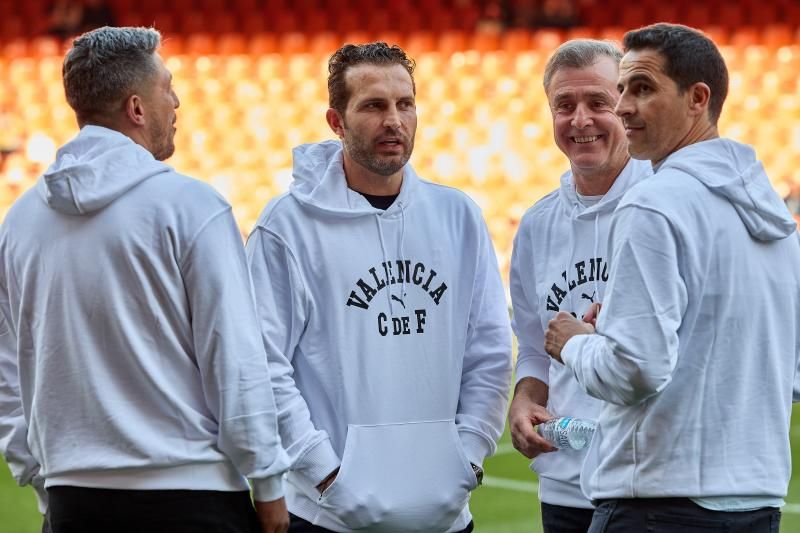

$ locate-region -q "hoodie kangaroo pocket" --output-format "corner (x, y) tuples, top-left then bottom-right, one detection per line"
(318, 419), (476, 531)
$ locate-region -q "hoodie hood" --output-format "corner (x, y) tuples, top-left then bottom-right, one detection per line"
(37, 125), (170, 215)
(289, 140), (417, 219)
(659, 138), (796, 241)
(557, 157), (653, 220)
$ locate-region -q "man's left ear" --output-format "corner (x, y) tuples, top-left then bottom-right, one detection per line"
(687, 82), (711, 118)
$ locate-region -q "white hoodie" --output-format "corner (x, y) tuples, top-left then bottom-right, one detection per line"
(245, 140), (512, 532)
(510, 158), (652, 508)
(0, 126), (288, 504)
(564, 138), (800, 505)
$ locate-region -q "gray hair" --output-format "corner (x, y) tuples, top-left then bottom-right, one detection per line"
(543, 39), (623, 92)
(63, 26), (162, 124)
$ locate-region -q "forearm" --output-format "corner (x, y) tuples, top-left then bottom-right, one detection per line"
(513, 376), (549, 407)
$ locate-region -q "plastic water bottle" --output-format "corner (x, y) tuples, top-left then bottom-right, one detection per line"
(537, 417), (596, 450)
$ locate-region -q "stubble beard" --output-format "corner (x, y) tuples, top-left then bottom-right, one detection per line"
(148, 118), (175, 161)
(343, 128), (414, 177)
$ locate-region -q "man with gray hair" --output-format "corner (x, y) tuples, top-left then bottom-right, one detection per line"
(0, 26), (290, 533)
(508, 39), (650, 532)
(545, 23), (800, 531)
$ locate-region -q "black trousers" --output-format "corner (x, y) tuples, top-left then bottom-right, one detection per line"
(289, 513), (475, 532)
(588, 498), (781, 533)
(47, 486), (261, 533)
(541, 502), (594, 533)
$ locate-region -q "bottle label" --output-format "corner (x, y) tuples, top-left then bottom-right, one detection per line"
(558, 417), (572, 429)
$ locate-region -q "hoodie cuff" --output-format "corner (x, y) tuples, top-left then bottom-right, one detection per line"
(252, 474), (285, 503)
(561, 334), (588, 370)
(297, 437), (341, 487)
(32, 475), (48, 514)
(458, 429), (493, 468)
(515, 353), (551, 385)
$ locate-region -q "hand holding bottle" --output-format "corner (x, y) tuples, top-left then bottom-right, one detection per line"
(537, 417), (597, 451)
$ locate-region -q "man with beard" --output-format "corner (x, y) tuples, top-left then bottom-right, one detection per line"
(246, 42), (512, 533)
(0, 26), (289, 533)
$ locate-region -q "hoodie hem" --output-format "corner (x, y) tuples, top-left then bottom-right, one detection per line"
(45, 462), (249, 492)
(538, 476), (593, 509)
(286, 481), (473, 532)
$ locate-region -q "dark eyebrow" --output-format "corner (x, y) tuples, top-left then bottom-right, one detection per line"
(624, 73), (655, 86)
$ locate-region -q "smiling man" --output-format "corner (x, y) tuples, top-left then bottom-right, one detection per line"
(544, 23), (800, 532)
(245, 42), (512, 533)
(507, 39), (651, 533)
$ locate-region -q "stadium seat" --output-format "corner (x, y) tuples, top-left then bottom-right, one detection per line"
(152, 12), (177, 35)
(249, 33), (280, 55)
(0, 16), (25, 41)
(531, 29), (564, 53)
(278, 32), (309, 54)
(161, 35), (186, 56)
(501, 29), (532, 53)
(218, 33), (248, 55)
(762, 24), (794, 49)
(185, 33), (216, 55)
(308, 32), (340, 56)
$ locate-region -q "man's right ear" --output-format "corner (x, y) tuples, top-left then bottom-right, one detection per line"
(125, 94), (146, 127)
(326, 108), (345, 138)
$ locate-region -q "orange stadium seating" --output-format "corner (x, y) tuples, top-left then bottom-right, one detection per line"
(1, 1), (799, 282)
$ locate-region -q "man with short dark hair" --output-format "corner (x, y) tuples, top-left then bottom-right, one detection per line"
(0, 26), (289, 533)
(508, 38), (651, 533)
(246, 42), (512, 533)
(545, 23), (800, 532)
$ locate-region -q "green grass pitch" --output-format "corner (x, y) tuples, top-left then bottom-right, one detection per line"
(3, 407), (800, 531)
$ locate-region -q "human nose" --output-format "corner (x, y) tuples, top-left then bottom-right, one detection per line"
(383, 106), (401, 129)
(614, 92), (632, 118)
(571, 104), (592, 129)
(172, 89), (180, 109)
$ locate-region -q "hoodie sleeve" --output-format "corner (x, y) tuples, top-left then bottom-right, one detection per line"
(0, 265), (47, 512)
(245, 226), (341, 489)
(510, 218), (551, 385)
(795, 231), (800, 403)
(179, 208), (289, 502)
(456, 219), (513, 467)
(562, 205), (687, 406)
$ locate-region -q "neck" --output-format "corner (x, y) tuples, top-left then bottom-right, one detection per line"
(573, 155), (630, 196)
(343, 157), (403, 196)
(654, 122), (719, 166)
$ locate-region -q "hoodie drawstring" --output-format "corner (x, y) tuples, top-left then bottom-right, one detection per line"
(375, 215), (393, 315)
(398, 201), (407, 307)
(374, 202), (407, 317)
(565, 203), (578, 312)
(593, 212), (600, 304)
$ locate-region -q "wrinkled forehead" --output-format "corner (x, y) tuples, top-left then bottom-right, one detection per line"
(547, 58), (621, 101)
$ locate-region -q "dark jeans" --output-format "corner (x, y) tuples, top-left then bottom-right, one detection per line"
(588, 498), (781, 533)
(541, 501), (594, 533)
(48, 486), (261, 533)
(289, 513), (475, 532)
